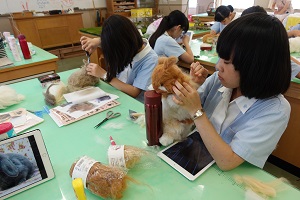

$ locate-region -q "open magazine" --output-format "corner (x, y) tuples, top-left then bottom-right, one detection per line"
(49, 87), (120, 127)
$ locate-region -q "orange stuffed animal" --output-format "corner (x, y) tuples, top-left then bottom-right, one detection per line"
(151, 56), (198, 146)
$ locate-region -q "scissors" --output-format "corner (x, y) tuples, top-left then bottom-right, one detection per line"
(85, 51), (90, 64)
(94, 111), (121, 128)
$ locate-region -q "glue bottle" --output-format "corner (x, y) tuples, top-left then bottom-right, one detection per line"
(144, 90), (162, 146)
(18, 34), (31, 59)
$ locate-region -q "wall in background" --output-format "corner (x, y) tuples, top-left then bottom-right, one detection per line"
(0, 8), (106, 35)
(0, 0), (106, 15)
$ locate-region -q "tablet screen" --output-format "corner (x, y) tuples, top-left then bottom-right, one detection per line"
(157, 130), (215, 180)
(0, 129), (54, 198)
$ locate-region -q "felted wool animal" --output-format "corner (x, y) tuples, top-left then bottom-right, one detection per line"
(67, 59), (100, 92)
(0, 153), (35, 190)
(151, 56), (198, 146)
(289, 37), (300, 53)
(0, 85), (25, 109)
(202, 33), (217, 44)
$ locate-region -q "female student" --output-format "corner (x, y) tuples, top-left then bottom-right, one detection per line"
(149, 10), (194, 64)
(80, 15), (158, 102)
(272, 0), (293, 15)
(210, 5), (238, 35)
(173, 13), (291, 171)
(272, 0), (293, 21)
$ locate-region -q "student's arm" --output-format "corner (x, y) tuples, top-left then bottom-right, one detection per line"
(291, 56), (300, 79)
(277, 1), (291, 14)
(86, 63), (141, 98)
(80, 36), (101, 54)
(271, 2), (277, 13)
(179, 35), (194, 64)
(109, 78), (141, 98)
(172, 81), (244, 171)
(287, 30), (300, 37)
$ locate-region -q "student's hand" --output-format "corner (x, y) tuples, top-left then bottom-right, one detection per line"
(80, 36), (100, 54)
(182, 35), (190, 46)
(86, 63), (106, 79)
(190, 62), (208, 85)
(172, 81), (202, 116)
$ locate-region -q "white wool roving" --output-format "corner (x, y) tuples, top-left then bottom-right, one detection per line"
(289, 37), (300, 53)
(0, 85), (25, 109)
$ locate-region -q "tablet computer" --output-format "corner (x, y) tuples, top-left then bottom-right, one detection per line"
(176, 31), (194, 44)
(157, 130), (215, 181)
(0, 129), (55, 199)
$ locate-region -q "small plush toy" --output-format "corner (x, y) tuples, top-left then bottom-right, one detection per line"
(151, 56), (198, 146)
(67, 59), (100, 92)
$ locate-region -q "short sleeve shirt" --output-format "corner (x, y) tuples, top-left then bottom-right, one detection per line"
(153, 33), (186, 58)
(117, 39), (158, 102)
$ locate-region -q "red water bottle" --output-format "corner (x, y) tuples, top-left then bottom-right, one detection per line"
(144, 90), (163, 146)
(18, 34), (31, 59)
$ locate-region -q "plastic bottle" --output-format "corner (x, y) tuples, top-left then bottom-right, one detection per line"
(18, 34), (31, 59)
(0, 122), (16, 141)
(0, 37), (7, 58)
(144, 90), (163, 146)
(7, 36), (22, 61)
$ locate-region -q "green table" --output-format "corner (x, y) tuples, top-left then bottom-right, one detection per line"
(0, 45), (58, 84)
(3, 69), (300, 199)
(179, 39), (218, 74)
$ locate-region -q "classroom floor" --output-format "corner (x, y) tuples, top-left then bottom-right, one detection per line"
(56, 55), (300, 191)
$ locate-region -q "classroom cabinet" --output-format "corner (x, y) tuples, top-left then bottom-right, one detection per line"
(9, 13), (83, 49)
(106, 0), (137, 17)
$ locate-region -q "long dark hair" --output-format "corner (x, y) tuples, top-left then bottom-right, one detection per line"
(217, 13), (291, 99)
(149, 10), (189, 48)
(101, 15), (143, 82)
(214, 5), (234, 22)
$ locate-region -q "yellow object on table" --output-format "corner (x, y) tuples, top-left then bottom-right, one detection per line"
(72, 178), (87, 200)
(285, 15), (300, 30)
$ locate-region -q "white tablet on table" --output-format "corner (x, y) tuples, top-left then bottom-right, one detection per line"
(176, 30), (194, 44)
(157, 130), (215, 181)
(0, 129), (55, 199)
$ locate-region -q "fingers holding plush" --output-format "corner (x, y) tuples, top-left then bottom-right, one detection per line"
(173, 81), (202, 114)
(190, 62), (208, 85)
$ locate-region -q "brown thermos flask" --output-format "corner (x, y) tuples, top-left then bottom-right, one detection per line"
(144, 90), (163, 146)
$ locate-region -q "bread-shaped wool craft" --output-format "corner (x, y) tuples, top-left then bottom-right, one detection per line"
(70, 156), (131, 199)
(107, 136), (152, 169)
(67, 59), (99, 92)
(151, 56), (197, 146)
